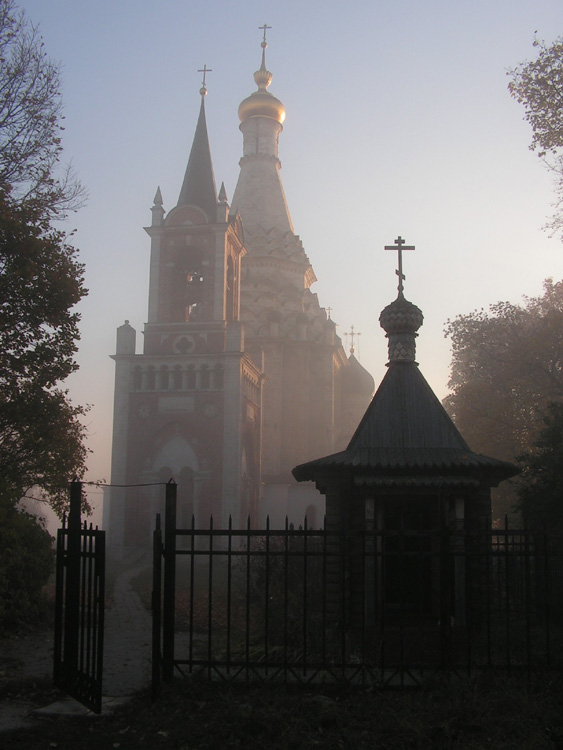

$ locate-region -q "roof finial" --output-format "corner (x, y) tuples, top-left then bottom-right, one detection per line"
(198, 64), (212, 97)
(259, 22), (271, 47)
(384, 235), (415, 295)
(344, 324), (361, 356)
(255, 24), (273, 90)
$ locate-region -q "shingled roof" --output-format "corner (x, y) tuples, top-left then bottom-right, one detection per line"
(293, 285), (518, 490)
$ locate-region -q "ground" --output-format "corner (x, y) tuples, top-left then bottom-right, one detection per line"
(1, 560), (563, 748)
(2, 642), (563, 749)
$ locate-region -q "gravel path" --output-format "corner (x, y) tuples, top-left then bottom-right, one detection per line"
(0, 557), (153, 731)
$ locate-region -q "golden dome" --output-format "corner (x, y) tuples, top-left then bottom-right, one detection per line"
(238, 41), (285, 125)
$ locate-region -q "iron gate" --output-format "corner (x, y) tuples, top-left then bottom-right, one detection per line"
(54, 481), (105, 713)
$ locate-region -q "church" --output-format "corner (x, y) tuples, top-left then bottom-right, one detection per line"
(104, 34), (374, 551)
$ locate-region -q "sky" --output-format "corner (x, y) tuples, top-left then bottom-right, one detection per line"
(17, 0), (563, 522)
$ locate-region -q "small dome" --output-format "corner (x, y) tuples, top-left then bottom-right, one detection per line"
(379, 293), (423, 335)
(238, 41), (285, 125)
(342, 354), (375, 396)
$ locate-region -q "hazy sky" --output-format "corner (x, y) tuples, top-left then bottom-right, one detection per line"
(18, 0), (563, 516)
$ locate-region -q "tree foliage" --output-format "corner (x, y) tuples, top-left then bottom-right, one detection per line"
(0, 191), (88, 514)
(0, 503), (54, 631)
(508, 37), (563, 239)
(0, 1), (88, 516)
(444, 280), (563, 517)
(0, 0), (84, 216)
(515, 402), (563, 529)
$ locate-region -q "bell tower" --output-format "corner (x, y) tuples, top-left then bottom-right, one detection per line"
(106, 78), (263, 553)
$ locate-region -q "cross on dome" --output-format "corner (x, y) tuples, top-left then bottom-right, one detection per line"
(384, 235), (415, 294)
(344, 324), (361, 356)
(259, 23), (272, 47)
(198, 64), (212, 96)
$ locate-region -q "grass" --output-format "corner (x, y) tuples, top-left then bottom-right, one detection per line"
(2, 671), (563, 749)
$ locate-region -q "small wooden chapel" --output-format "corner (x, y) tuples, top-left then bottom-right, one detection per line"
(293, 237), (518, 630)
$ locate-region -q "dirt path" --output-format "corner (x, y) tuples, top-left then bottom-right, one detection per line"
(0, 558), (153, 731)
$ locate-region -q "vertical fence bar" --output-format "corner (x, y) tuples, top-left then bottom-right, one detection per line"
(265, 516), (270, 675)
(162, 480), (177, 682)
(207, 515), (214, 680)
(302, 517), (308, 677)
(152, 513), (162, 699)
(95, 529), (105, 712)
(63, 481), (82, 689)
(440, 502), (452, 670)
(227, 515), (233, 675)
(188, 513), (195, 672)
(284, 518), (289, 681)
(245, 516), (251, 681)
(340, 524), (346, 680)
(321, 518), (327, 667)
(543, 527), (551, 664)
(53, 517), (66, 683)
(504, 516), (511, 670)
(524, 528), (532, 681)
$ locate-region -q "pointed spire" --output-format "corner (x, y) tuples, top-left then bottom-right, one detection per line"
(151, 185), (164, 226)
(177, 75), (218, 219)
(218, 181), (228, 203)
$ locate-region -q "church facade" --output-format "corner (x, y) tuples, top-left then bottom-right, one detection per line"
(105, 38), (373, 550)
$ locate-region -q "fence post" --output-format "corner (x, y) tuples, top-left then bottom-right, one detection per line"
(152, 513), (162, 699)
(439, 500), (452, 669)
(63, 480), (82, 686)
(162, 480), (177, 682)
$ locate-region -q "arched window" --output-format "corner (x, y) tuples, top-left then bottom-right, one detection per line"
(159, 365), (169, 390)
(200, 364), (210, 389)
(213, 364), (224, 390)
(226, 256), (235, 322)
(186, 365), (196, 390)
(173, 366), (182, 390)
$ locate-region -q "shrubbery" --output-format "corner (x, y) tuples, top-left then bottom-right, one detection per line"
(0, 504), (54, 631)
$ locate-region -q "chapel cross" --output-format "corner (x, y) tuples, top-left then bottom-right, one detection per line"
(198, 64), (212, 91)
(259, 23), (272, 44)
(384, 235), (415, 294)
(344, 324), (361, 355)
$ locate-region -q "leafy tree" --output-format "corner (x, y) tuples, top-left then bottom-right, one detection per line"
(0, 0), (84, 216)
(516, 402), (563, 529)
(0, 191), (88, 515)
(444, 279), (563, 519)
(508, 37), (563, 239)
(0, 1), (88, 516)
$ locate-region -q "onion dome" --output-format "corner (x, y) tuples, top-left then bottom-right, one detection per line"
(379, 292), (424, 364)
(238, 38), (286, 124)
(342, 353), (375, 397)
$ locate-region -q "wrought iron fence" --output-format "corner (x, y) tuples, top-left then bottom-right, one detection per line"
(152, 510), (563, 691)
(54, 482), (105, 713)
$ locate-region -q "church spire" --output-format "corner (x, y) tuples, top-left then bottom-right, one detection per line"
(177, 68), (217, 219)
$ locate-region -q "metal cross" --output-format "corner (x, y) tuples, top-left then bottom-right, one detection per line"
(384, 235), (415, 293)
(259, 23), (272, 44)
(198, 64), (212, 89)
(326, 306), (332, 320)
(344, 324), (361, 355)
